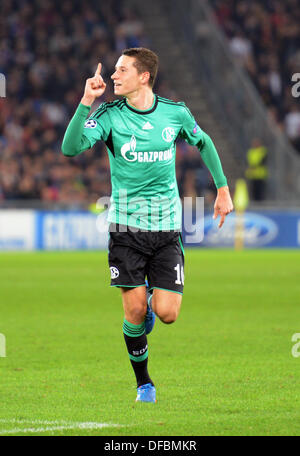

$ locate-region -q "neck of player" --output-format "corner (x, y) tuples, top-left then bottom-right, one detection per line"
(126, 89), (154, 111)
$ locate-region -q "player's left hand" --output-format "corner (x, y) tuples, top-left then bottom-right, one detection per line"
(213, 185), (234, 228)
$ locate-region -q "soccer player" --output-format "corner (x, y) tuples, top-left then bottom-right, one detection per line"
(62, 48), (233, 403)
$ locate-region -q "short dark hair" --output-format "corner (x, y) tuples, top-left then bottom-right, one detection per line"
(122, 47), (159, 88)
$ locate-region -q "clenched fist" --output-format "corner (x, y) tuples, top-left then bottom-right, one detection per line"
(81, 63), (107, 106)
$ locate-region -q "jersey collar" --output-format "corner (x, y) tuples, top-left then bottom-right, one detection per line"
(124, 94), (158, 115)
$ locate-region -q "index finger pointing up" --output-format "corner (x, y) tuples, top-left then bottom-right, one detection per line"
(95, 63), (102, 76)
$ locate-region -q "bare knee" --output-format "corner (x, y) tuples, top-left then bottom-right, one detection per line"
(128, 303), (146, 322)
(157, 308), (179, 324)
(151, 289), (182, 325)
(121, 287), (147, 324)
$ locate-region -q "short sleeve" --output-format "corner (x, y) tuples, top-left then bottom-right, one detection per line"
(178, 103), (203, 146)
(82, 104), (111, 148)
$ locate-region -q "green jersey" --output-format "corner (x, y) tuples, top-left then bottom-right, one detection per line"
(62, 94), (227, 230)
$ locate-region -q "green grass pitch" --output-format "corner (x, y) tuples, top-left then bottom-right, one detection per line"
(0, 249), (300, 436)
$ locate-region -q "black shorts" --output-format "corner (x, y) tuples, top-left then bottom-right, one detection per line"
(108, 224), (185, 294)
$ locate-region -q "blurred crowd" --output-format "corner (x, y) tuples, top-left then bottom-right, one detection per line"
(0, 0), (210, 206)
(212, 0), (300, 152)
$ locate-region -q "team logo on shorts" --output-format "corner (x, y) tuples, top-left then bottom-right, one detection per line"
(162, 127), (176, 142)
(84, 119), (97, 129)
(110, 266), (119, 279)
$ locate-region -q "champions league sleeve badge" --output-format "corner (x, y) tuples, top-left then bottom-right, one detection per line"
(84, 119), (97, 129)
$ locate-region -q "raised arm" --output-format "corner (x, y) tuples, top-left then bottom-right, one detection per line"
(81, 63), (107, 107)
(62, 63), (107, 157)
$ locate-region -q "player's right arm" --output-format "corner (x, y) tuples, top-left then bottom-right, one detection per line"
(61, 63), (107, 157)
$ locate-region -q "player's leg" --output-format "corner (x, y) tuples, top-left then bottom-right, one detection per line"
(121, 285), (147, 325)
(108, 226), (156, 402)
(121, 287), (155, 401)
(147, 231), (184, 325)
(144, 279), (156, 335)
(151, 288), (182, 324)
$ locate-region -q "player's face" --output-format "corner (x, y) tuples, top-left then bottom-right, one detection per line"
(111, 55), (147, 96)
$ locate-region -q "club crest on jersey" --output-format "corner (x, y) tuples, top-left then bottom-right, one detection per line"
(84, 119), (97, 129)
(110, 266), (119, 279)
(162, 127), (176, 142)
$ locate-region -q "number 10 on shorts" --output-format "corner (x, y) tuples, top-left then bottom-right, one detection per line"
(174, 264), (184, 285)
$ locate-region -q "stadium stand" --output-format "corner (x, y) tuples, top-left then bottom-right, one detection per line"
(0, 0), (212, 207)
(212, 0), (300, 153)
(139, 0), (300, 202)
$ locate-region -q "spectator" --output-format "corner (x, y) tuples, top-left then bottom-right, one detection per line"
(285, 104), (300, 151)
(245, 138), (268, 201)
(229, 29), (253, 64)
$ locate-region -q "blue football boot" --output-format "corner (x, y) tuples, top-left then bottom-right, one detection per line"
(136, 383), (157, 403)
(145, 280), (155, 335)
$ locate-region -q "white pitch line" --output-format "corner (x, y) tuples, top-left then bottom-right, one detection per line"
(0, 420), (124, 435)
(0, 419), (119, 426)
